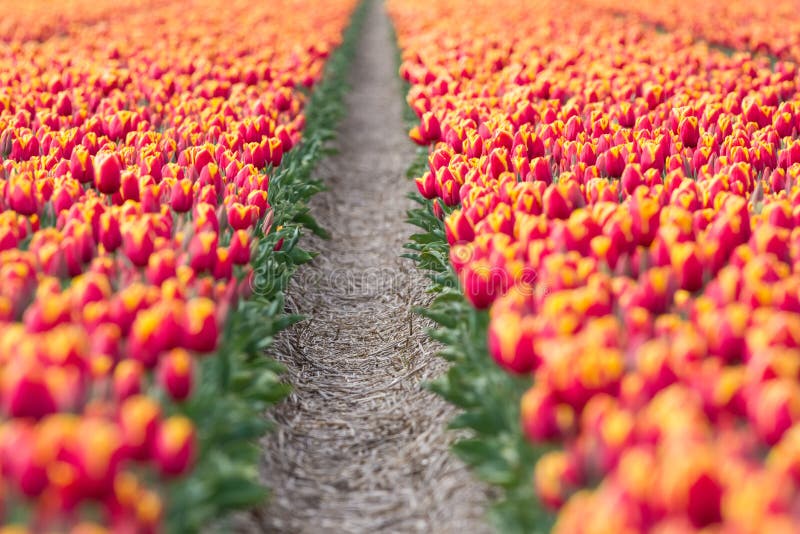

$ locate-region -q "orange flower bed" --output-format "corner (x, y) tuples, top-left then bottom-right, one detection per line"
(581, 0), (800, 61)
(390, 0), (800, 531)
(0, 0), (356, 530)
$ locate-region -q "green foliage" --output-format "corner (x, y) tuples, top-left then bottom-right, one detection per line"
(405, 157), (555, 534)
(161, 2), (371, 531)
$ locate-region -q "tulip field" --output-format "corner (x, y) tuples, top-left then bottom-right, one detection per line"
(4, 0), (800, 531)
(391, 0), (800, 532)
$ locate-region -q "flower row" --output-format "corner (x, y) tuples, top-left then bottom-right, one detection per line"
(581, 0), (800, 62)
(390, 0), (800, 531)
(0, 0), (356, 530)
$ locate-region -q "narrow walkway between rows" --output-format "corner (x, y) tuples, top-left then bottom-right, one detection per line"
(237, 0), (490, 532)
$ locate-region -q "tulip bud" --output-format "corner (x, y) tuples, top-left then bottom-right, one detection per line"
(145, 249), (177, 286)
(444, 210), (475, 246)
(620, 164), (644, 196)
(460, 259), (507, 309)
(432, 199), (444, 220)
(488, 311), (539, 373)
(228, 230), (252, 265)
(154, 416), (195, 477)
(534, 450), (582, 510)
(415, 172), (437, 199)
(542, 184), (572, 219)
(121, 221), (154, 267)
(157, 349), (194, 402)
(227, 202), (256, 231)
(118, 395), (160, 460)
(521, 386), (575, 442)
(213, 247), (233, 280)
(6, 174), (39, 216)
(188, 230), (218, 273)
(93, 153), (123, 195)
(169, 179), (193, 213)
(98, 212), (122, 253)
(749, 379), (800, 446)
(670, 242), (704, 291)
(2, 364), (57, 419)
(181, 297), (218, 353)
(530, 157), (553, 183)
(246, 189), (269, 219)
(419, 112), (441, 142)
(113, 360), (144, 402)
(678, 116), (700, 147)
(659, 448), (723, 528)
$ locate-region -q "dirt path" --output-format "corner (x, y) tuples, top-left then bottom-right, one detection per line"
(235, 0), (491, 532)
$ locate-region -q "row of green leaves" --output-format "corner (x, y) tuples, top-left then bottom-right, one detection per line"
(394, 33), (553, 527)
(404, 190), (553, 534)
(162, 2), (370, 531)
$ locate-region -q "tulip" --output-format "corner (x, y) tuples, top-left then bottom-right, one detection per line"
(213, 247), (233, 280)
(2, 363), (58, 419)
(6, 174), (39, 216)
(157, 349), (194, 402)
(530, 157), (553, 183)
(93, 152), (123, 195)
(154, 416), (196, 476)
(121, 221), (154, 267)
(542, 183), (573, 220)
(187, 230), (218, 273)
(678, 116), (700, 147)
(419, 111), (441, 142)
(181, 297), (218, 353)
(113, 360), (145, 402)
(749, 379), (800, 446)
(487, 311), (539, 373)
(535, 450), (583, 510)
(415, 172), (437, 199)
(227, 202), (257, 230)
(246, 189), (269, 218)
(118, 395), (160, 460)
(229, 230), (252, 265)
(460, 259), (507, 309)
(444, 210), (475, 246)
(169, 179), (193, 213)
(670, 241), (704, 291)
(128, 302), (182, 368)
(98, 212), (122, 252)
(521, 386), (575, 442)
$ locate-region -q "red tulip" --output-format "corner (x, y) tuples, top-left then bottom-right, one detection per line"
(170, 179), (194, 213)
(157, 349), (194, 402)
(670, 241), (705, 291)
(488, 311), (540, 373)
(521, 386), (575, 442)
(154, 416), (196, 476)
(749, 379), (800, 446)
(535, 450), (583, 510)
(229, 230), (252, 265)
(181, 297), (218, 353)
(118, 395), (160, 460)
(2, 363), (58, 419)
(128, 302), (182, 368)
(227, 202), (257, 230)
(6, 174), (39, 216)
(113, 360), (145, 402)
(122, 221), (155, 267)
(93, 152), (123, 195)
(99, 212), (122, 252)
(678, 116), (700, 147)
(188, 230), (218, 273)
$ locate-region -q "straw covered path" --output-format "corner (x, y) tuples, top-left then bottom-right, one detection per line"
(233, 0), (491, 532)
